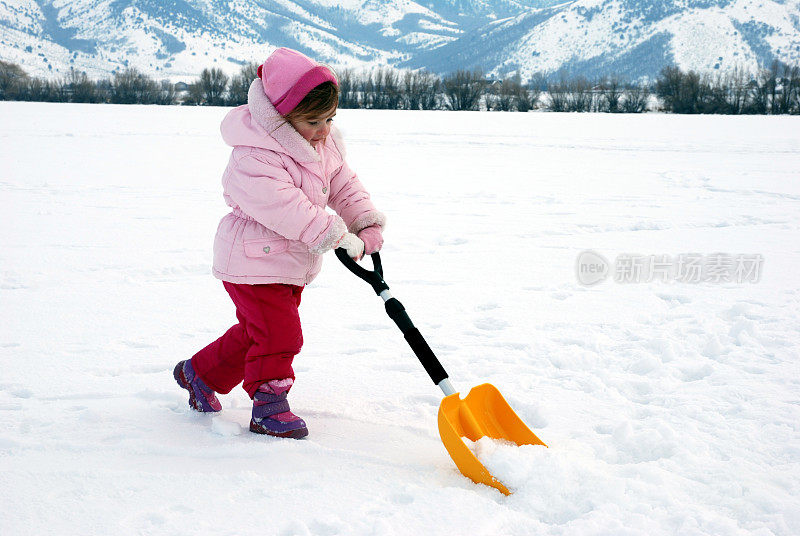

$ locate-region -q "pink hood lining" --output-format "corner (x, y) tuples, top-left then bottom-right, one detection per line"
(220, 79), (351, 168)
(247, 78), (321, 163)
(218, 79), (322, 164)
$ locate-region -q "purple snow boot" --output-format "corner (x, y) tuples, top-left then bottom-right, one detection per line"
(173, 360), (222, 412)
(250, 378), (308, 439)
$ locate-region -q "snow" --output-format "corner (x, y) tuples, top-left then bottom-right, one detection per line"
(1, 101), (799, 535)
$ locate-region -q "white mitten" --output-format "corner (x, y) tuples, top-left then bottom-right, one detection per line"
(336, 232), (365, 260)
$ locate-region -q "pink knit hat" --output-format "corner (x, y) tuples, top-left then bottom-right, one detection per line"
(257, 47), (338, 116)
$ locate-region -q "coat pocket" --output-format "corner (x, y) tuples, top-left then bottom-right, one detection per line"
(243, 238), (290, 258)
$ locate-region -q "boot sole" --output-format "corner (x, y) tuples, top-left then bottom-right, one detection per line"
(250, 419), (309, 439)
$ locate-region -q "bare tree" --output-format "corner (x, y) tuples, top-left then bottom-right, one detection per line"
(401, 70), (438, 110)
(336, 68), (359, 108)
(775, 62), (800, 114)
(111, 68), (160, 104)
(485, 73), (539, 112)
(766, 60), (781, 114)
(656, 66), (711, 113)
(517, 73), (545, 112)
(568, 76), (595, 112)
(741, 62), (800, 115)
(0, 60), (28, 100)
(95, 77), (113, 102)
(720, 67), (751, 114)
(442, 69), (486, 111)
(401, 70), (420, 110)
(546, 78), (569, 112)
(621, 84), (650, 113)
(788, 65), (800, 114)
(157, 79), (177, 105)
(24, 76), (57, 102)
(356, 70), (373, 109)
(655, 66), (685, 112)
(417, 71), (440, 110)
(705, 74), (730, 114)
(61, 68), (101, 103)
(749, 66), (774, 114)
(484, 80), (501, 111)
(369, 67), (401, 109)
(598, 75), (623, 112)
(227, 62), (259, 106)
(188, 68), (228, 106)
(490, 75), (523, 111)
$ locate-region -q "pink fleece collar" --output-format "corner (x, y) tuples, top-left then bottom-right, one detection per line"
(246, 79), (321, 163)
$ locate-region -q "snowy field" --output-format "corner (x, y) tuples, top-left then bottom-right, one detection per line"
(1, 101), (799, 536)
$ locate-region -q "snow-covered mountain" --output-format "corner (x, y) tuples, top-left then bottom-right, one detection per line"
(1, 0), (799, 82)
(406, 0), (800, 80)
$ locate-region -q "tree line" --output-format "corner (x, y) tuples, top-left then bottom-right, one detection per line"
(1, 59), (798, 114)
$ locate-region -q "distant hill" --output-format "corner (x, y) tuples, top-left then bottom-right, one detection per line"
(1, 0), (799, 81)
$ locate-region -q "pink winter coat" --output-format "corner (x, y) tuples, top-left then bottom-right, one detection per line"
(212, 79), (385, 285)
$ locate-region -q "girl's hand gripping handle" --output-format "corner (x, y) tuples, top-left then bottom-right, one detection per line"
(335, 232), (365, 260)
(335, 249), (389, 297)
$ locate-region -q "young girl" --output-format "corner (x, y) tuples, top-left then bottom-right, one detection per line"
(173, 47), (385, 439)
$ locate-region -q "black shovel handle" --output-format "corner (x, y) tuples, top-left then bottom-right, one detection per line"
(335, 249), (449, 387)
(334, 249), (389, 296)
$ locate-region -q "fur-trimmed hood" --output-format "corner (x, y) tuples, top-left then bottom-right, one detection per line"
(220, 79), (338, 164)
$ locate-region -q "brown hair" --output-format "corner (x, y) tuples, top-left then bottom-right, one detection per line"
(283, 81), (339, 122)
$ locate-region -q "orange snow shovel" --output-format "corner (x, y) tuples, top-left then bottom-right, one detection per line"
(336, 250), (547, 495)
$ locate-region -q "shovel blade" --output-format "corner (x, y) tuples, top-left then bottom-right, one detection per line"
(437, 383), (546, 495)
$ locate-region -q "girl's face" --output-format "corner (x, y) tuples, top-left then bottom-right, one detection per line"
(289, 107), (337, 148)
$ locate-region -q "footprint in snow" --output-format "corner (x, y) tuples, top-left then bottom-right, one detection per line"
(120, 340), (159, 349)
(656, 293), (691, 305)
(680, 363), (714, 381)
(474, 317), (509, 331)
(702, 335), (729, 358)
(390, 492), (415, 505)
(348, 323), (390, 331)
(383, 362), (414, 372)
(404, 393), (440, 407)
(341, 347), (376, 355)
(435, 236), (467, 246)
(10, 387), (33, 399)
(496, 341), (529, 351)
(211, 417), (243, 436)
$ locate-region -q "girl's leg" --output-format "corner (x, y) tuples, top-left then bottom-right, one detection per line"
(223, 283), (304, 399)
(189, 311), (251, 394)
(189, 281), (256, 394)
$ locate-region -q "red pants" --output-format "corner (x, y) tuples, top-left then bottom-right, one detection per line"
(191, 282), (304, 399)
